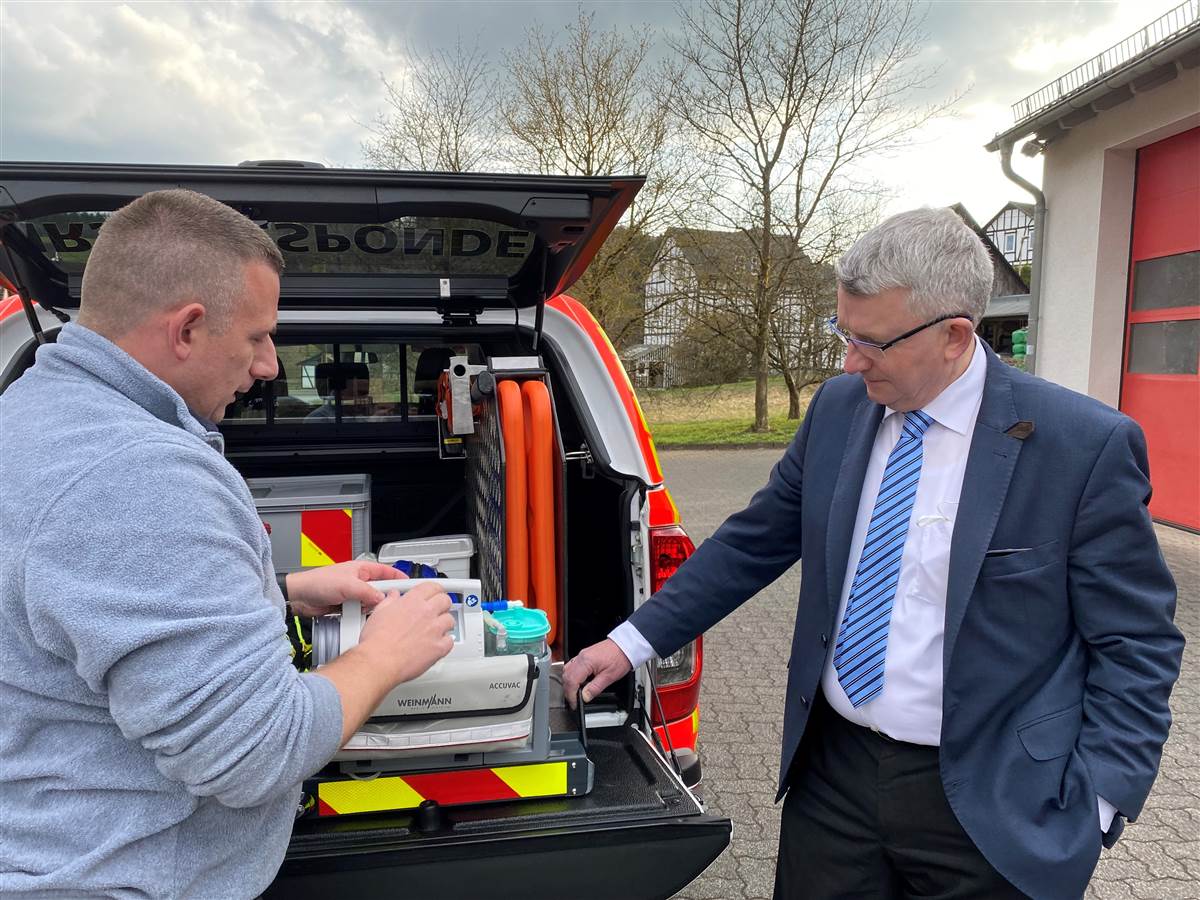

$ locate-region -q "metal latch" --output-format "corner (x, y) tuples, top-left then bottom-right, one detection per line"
(564, 445), (595, 479)
(438, 278), (483, 326)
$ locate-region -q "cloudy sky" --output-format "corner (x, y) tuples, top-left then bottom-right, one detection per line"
(0, 0), (1185, 225)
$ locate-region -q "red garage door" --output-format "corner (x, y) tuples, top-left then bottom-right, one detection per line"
(1121, 127), (1200, 531)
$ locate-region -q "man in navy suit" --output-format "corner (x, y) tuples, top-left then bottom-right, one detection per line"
(563, 208), (1183, 899)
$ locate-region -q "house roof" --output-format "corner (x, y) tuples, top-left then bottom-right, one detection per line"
(657, 212), (1024, 296)
(658, 227), (810, 282)
(949, 204), (1030, 291)
(981, 294), (1031, 320)
(983, 201), (1035, 231)
(619, 343), (669, 363)
(986, 1), (1200, 153)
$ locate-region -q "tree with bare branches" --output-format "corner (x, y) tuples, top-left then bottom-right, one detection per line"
(498, 10), (704, 344)
(362, 39), (493, 173)
(654, 228), (841, 407)
(671, 0), (957, 431)
(769, 258), (842, 417)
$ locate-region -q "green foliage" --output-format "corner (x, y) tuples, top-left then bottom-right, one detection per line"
(670, 312), (754, 386)
(650, 418), (801, 447)
(639, 376), (814, 446)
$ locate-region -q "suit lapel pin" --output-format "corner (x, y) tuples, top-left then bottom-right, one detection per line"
(1005, 421), (1035, 440)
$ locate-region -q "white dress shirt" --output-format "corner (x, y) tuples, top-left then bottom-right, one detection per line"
(819, 335), (985, 744)
(609, 337), (1115, 830)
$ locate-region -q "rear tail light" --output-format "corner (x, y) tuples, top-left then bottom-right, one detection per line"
(655, 642), (695, 687)
(649, 524), (702, 725)
(650, 524), (694, 594)
(652, 637), (703, 725)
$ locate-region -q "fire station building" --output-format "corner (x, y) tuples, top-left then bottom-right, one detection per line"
(989, 3), (1200, 530)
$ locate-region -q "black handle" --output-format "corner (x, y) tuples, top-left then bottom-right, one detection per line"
(575, 686), (589, 753)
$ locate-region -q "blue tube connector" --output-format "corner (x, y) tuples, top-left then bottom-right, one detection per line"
(482, 600), (515, 612)
(442, 597), (518, 612)
(391, 560), (442, 579)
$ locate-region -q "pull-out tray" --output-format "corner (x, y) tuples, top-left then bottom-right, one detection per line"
(266, 723), (732, 900)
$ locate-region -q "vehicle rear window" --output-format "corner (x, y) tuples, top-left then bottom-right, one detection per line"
(223, 340), (483, 426)
(19, 214), (534, 279)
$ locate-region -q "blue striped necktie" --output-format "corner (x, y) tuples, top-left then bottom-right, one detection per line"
(834, 409), (934, 708)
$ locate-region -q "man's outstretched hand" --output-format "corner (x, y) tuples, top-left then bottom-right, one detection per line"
(562, 638), (633, 710)
(285, 560), (404, 617)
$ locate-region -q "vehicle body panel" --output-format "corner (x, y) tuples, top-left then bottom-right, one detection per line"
(0, 164), (724, 896)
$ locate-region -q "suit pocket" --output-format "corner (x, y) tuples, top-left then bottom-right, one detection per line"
(979, 539), (1060, 578)
(1017, 703), (1082, 760)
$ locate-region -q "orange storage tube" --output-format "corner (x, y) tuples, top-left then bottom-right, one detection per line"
(521, 380), (558, 645)
(496, 380), (529, 605)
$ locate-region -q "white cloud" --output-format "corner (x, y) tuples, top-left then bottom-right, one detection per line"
(872, 100), (1045, 225)
(0, 0), (410, 165)
(1009, 0), (1186, 76)
(874, 0), (1184, 224)
(0, 0), (1176, 231)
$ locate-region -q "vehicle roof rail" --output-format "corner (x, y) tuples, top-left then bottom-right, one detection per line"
(237, 159), (326, 168)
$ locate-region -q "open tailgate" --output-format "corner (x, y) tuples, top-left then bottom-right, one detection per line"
(266, 724), (731, 900)
(0, 162), (643, 322)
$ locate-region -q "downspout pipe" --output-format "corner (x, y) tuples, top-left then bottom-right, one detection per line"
(997, 141), (1046, 375)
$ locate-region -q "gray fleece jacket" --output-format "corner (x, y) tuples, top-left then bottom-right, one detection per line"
(0, 323), (343, 898)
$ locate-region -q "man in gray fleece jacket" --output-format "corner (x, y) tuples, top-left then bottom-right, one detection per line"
(0, 189), (456, 898)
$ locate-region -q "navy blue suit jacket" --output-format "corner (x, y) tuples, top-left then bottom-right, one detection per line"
(628, 348), (1183, 900)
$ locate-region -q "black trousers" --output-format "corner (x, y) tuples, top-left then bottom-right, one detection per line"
(773, 695), (1028, 900)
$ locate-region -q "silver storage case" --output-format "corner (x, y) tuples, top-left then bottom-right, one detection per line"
(246, 474), (371, 574)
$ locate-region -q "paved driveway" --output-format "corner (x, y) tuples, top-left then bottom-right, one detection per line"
(662, 448), (1198, 900)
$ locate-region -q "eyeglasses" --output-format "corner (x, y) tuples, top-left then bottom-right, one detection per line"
(825, 312), (971, 361)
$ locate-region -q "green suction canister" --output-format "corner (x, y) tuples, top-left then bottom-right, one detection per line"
(486, 607), (551, 656)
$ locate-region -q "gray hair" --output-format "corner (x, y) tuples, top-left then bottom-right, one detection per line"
(79, 189), (283, 337)
(834, 207), (994, 324)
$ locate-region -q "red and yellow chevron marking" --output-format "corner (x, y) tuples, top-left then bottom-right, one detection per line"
(654, 707), (699, 754)
(315, 762), (568, 816)
(300, 508), (353, 567)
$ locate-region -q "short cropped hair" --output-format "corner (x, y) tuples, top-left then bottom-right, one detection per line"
(78, 189), (283, 337)
(834, 207), (994, 324)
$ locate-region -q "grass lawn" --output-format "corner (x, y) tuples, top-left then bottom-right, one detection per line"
(650, 418), (801, 446)
(637, 376), (816, 447)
